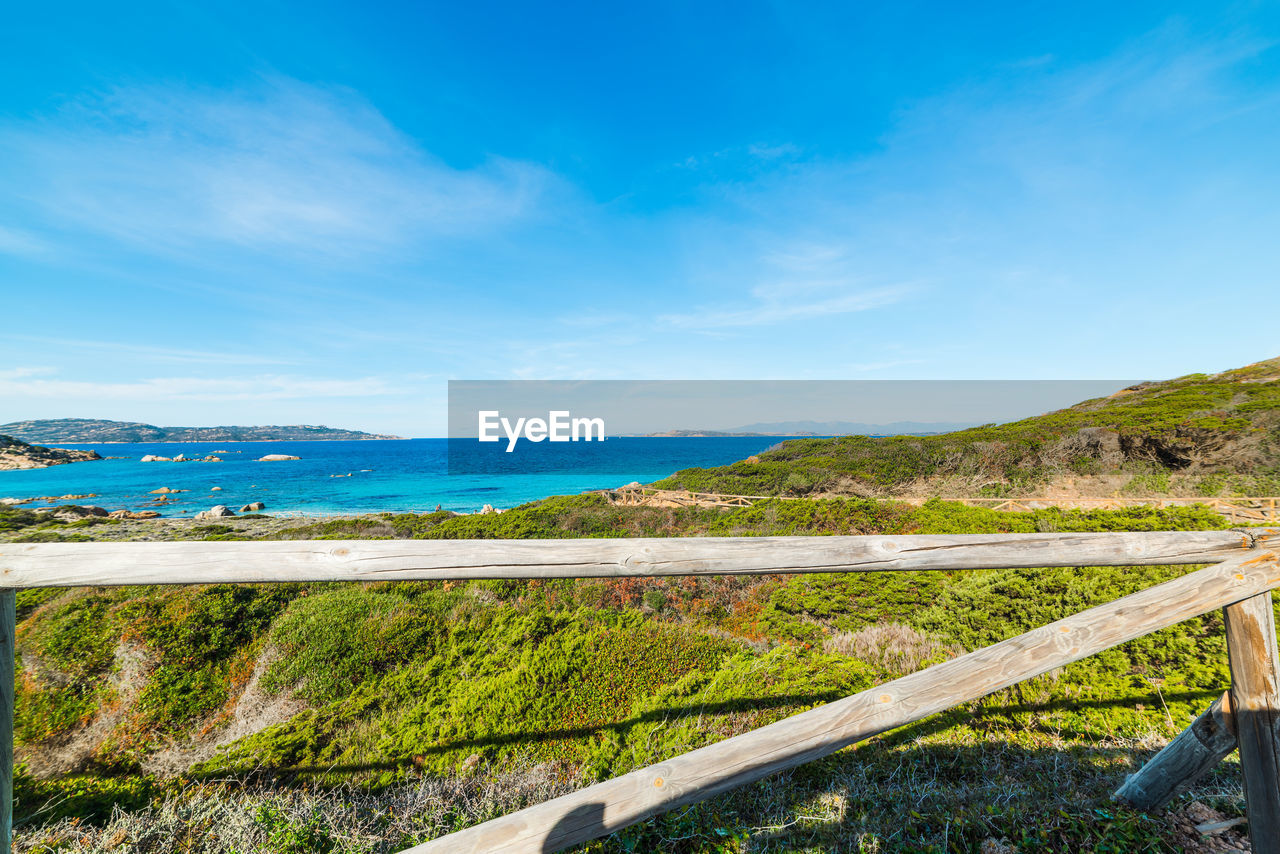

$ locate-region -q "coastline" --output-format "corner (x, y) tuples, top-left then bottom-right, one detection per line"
(38, 436), (413, 445)
(0, 436), (782, 516)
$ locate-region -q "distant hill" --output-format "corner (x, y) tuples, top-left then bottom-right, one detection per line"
(0, 434), (102, 470)
(0, 418), (402, 443)
(631, 429), (822, 437)
(631, 421), (973, 437)
(727, 420), (976, 436)
(656, 357), (1280, 499)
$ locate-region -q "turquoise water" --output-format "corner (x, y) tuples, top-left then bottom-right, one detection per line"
(0, 438), (781, 516)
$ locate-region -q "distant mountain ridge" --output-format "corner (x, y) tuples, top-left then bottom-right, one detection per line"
(631, 421), (976, 437)
(727, 420), (978, 436)
(0, 418), (402, 443)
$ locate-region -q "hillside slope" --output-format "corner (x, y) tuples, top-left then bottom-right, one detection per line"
(657, 357), (1280, 499)
(4, 496), (1257, 851)
(0, 418), (402, 443)
(0, 434), (102, 471)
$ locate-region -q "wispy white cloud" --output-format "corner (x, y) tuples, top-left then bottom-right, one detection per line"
(0, 335), (302, 366)
(746, 142), (801, 160)
(555, 309), (632, 328)
(842, 358), (926, 372)
(660, 238), (919, 331)
(0, 372), (400, 401)
(676, 141), (803, 172)
(0, 366), (56, 380)
(662, 282), (914, 330)
(1, 77), (558, 260)
(0, 225), (48, 256)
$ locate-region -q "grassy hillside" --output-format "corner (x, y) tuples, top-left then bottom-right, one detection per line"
(6, 495), (1260, 851)
(656, 358), (1280, 499)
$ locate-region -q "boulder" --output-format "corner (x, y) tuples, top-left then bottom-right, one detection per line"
(480, 504), (496, 515)
(47, 504), (109, 522)
(240, 502), (266, 512)
(257, 454), (300, 461)
(210, 486), (222, 491)
(108, 509), (162, 520)
(149, 487), (186, 494)
(140, 455), (172, 462)
(195, 505), (235, 520)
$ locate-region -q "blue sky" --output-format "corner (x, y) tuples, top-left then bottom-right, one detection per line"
(2, 1), (1279, 436)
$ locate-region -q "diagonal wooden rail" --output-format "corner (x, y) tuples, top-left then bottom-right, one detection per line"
(1, 528), (1278, 852)
(405, 549), (1280, 853)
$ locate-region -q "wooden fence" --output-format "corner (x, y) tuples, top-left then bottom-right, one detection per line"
(2, 528), (1280, 852)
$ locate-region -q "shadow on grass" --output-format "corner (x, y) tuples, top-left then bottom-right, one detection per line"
(179, 686), (1221, 782)
(20, 721), (1248, 851)
(565, 739), (1247, 854)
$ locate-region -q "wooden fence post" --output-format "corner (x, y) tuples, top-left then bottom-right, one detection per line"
(1, 588), (13, 853)
(1114, 691), (1236, 810)
(1225, 591), (1280, 853)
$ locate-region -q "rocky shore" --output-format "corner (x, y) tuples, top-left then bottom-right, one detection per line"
(0, 505), (361, 541)
(0, 434), (102, 471)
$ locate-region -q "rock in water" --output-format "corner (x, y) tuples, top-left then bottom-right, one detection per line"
(257, 454), (300, 461)
(240, 502), (266, 512)
(195, 505), (235, 519)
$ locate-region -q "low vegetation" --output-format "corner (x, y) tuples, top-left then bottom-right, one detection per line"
(7, 493), (1258, 851)
(10, 358), (1280, 851)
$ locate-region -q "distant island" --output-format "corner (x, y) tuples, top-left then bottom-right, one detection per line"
(0, 418), (403, 443)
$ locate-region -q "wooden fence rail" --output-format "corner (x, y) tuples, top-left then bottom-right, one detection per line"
(1, 529), (1279, 852)
(0, 529), (1264, 587)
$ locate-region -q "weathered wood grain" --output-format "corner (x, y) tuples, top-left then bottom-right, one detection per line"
(1114, 691), (1236, 810)
(1, 589), (13, 853)
(0, 530), (1263, 588)
(1225, 591), (1280, 853)
(403, 549), (1280, 854)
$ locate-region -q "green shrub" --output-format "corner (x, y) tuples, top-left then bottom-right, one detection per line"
(262, 587), (452, 703)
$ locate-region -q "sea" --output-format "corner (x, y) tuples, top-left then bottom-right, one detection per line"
(0, 437), (784, 516)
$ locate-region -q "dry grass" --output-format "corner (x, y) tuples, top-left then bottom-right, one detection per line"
(16, 763), (586, 853)
(824, 623), (961, 677)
